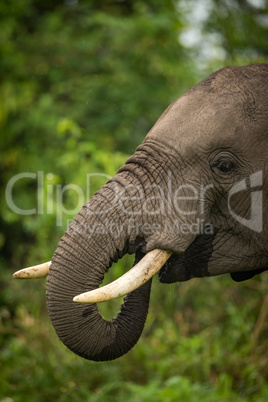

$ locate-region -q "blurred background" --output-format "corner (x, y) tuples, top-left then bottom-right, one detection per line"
(1, 0), (268, 400)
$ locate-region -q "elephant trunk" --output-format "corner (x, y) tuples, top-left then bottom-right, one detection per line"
(46, 172), (152, 361)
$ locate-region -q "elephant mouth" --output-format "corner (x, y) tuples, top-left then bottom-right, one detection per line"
(72, 241), (173, 303)
(74, 229), (218, 302)
(158, 230), (217, 283)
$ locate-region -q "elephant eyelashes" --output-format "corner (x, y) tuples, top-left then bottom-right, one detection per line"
(211, 159), (237, 174)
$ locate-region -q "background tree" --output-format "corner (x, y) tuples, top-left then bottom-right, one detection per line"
(1, 0), (268, 400)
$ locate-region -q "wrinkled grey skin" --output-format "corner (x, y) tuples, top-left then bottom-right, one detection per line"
(46, 64), (268, 361)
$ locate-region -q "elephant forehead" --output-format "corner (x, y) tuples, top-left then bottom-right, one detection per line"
(146, 90), (242, 153)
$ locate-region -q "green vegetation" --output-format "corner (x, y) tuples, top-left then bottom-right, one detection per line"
(1, 0), (268, 401)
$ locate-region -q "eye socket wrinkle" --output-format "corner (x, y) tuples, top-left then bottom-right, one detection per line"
(209, 148), (249, 178)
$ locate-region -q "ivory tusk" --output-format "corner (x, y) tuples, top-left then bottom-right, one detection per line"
(73, 249), (173, 303)
(13, 261), (51, 279)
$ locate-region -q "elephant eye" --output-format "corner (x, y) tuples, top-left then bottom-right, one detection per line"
(211, 158), (236, 174)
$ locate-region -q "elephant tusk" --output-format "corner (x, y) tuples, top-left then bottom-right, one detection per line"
(73, 249), (173, 303)
(13, 261), (51, 279)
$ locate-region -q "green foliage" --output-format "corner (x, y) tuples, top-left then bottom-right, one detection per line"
(1, 269), (268, 401)
(204, 0), (268, 62)
(179, 0), (268, 72)
(1, 0), (268, 401)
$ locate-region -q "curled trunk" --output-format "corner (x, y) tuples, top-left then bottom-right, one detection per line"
(46, 174), (152, 361)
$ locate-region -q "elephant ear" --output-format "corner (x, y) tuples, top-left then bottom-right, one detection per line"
(230, 269), (268, 282)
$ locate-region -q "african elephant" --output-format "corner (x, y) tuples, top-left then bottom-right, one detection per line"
(14, 63), (268, 361)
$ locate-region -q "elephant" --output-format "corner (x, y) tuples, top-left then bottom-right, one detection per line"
(14, 63), (268, 362)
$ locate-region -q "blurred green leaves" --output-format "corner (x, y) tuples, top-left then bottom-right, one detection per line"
(1, 0), (268, 400)
(0, 0), (195, 267)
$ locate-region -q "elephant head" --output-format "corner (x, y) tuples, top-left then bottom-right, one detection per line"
(14, 63), (268, 361)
